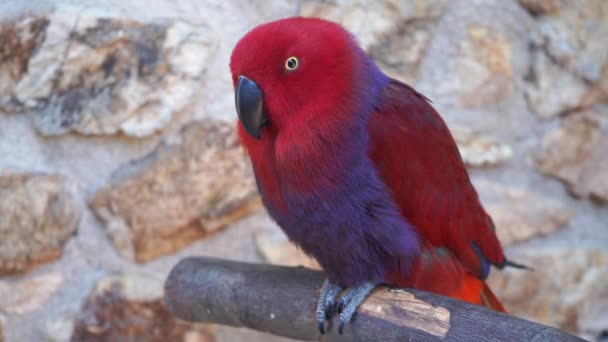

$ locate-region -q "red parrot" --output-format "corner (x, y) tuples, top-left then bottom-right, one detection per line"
(230, 17), (526, 334)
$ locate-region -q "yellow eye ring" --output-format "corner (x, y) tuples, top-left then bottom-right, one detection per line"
(285, 56), (299, 71)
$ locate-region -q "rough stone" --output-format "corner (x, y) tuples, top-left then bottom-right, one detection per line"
(90, 119), (261, 262)
(0, 16), (48, 113)
(599, 61), (608, 100)
(71, 275), (216, 342)
(45, 316), (75, 342)
(415, 2), (525, 108)
(533, 0), (608, 83)
(300, 0), (447, 84)
(457, 24), (514, 107)
(368, 17), (437, 84)
(414, 0), (534, 140)
(476, 180), (574, 245)
(488, 247), (608, 340)
(522, 0), (608, 118)
(0, 272), (63, 315)
(517, 0), (562, 16)
(525, 48), (589, 119)
(300, 0), (447, 51)
(451, 127), (513, 167)
(535, 109), (608, 202)
(0, 172), (80, 275)
(255, 228), (320, 270)
(5, 13), (217, 137)
(216, 327), (297, 342)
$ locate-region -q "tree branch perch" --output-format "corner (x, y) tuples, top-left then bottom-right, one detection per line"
(164, 257), (584, 341)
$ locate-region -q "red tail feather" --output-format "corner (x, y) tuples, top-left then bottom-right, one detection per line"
(450, 275), (506, 312)
(480, 282), (507, 313)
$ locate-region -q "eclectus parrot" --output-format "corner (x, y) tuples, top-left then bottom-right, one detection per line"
(230, 17), (527, 334)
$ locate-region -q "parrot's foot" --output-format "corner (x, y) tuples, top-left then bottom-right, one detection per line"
(336, 282), (375, 334)
(316, 279), (341, 334)
(315, 280), (376, 335)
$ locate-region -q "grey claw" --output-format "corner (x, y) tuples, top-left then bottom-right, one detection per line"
(335, 282), (375, 335)
(316, 279), (342, 335)
(336, 286), (356, 313)
(338, 319), (346, 334)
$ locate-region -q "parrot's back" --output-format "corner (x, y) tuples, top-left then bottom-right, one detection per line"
(368, 78), (507, 311)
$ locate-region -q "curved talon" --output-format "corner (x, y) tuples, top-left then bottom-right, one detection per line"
(338, 309), (359, 335)
(338, 319), (346, 335)
(336, 287), (356, 313)
(316, 279), (342, 334)
(335, 282), (375, 335)
(317, 305), (327, 335)
(318, 302), (337, 335)
(318, 321), (326, 335)
(316, 280), (375, 334)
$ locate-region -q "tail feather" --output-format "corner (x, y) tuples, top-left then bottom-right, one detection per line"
(501, 258), (534, 271)
(480, 282), (507, 313)
(451, 274), (507, 313)
(387, 250), (508, 313)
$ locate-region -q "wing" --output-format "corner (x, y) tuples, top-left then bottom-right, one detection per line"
(368, 78), (505, 279)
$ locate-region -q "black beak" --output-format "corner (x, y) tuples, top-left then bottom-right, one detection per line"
(235, 75), (267, 140)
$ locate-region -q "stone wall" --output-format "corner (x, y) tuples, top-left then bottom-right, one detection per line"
(0, 0), (606, 341)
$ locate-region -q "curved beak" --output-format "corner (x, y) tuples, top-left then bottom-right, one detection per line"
(235, 76), (267, 140)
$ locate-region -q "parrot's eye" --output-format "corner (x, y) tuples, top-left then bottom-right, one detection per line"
(285, 57), (299, 71)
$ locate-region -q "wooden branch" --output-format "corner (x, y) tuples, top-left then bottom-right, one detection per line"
(164, 257), (585, 342)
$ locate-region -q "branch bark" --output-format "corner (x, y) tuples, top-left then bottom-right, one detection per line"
(164, 257), (584, 342)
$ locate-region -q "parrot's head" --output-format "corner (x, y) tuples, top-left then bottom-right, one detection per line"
(230, 17), (385, 142)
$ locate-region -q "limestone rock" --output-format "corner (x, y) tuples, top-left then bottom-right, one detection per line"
(457, 24), (514, 107)
(71, 274), (216, 342)
(488, 247), (608, 340)
(414, 0), (534, 139)
(420, 1), (529, 108)
(599, 59), (608, 100)
(300, 0), (447, 51)
(533, 0), (608, 83)
(368, 17), (438, 84)
(522, 0), (608, 118)
(90, 119), (261, 262)
(255, 229), (320, 270)
(0, 17), (48, 113)
(0, 272), (63, 314)
(452, 127), (513, 167)
(45, 316), (75, 342)
(300, 0), (447, 83)
(517, 0), (562, 16)
(525, 48), (589, 119)
(476, 180), (574, 245)
(0, 172), (80, 275)
(535, 109), (608, 202)
(3, 12), (217, 137)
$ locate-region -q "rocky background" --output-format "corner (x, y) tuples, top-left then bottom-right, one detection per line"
(0, 0), (606, 341)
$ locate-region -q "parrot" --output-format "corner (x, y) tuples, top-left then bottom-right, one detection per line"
(230, 17), (527, 334)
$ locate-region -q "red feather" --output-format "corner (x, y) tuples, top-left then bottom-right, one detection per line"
(369, 79), (506, 309)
